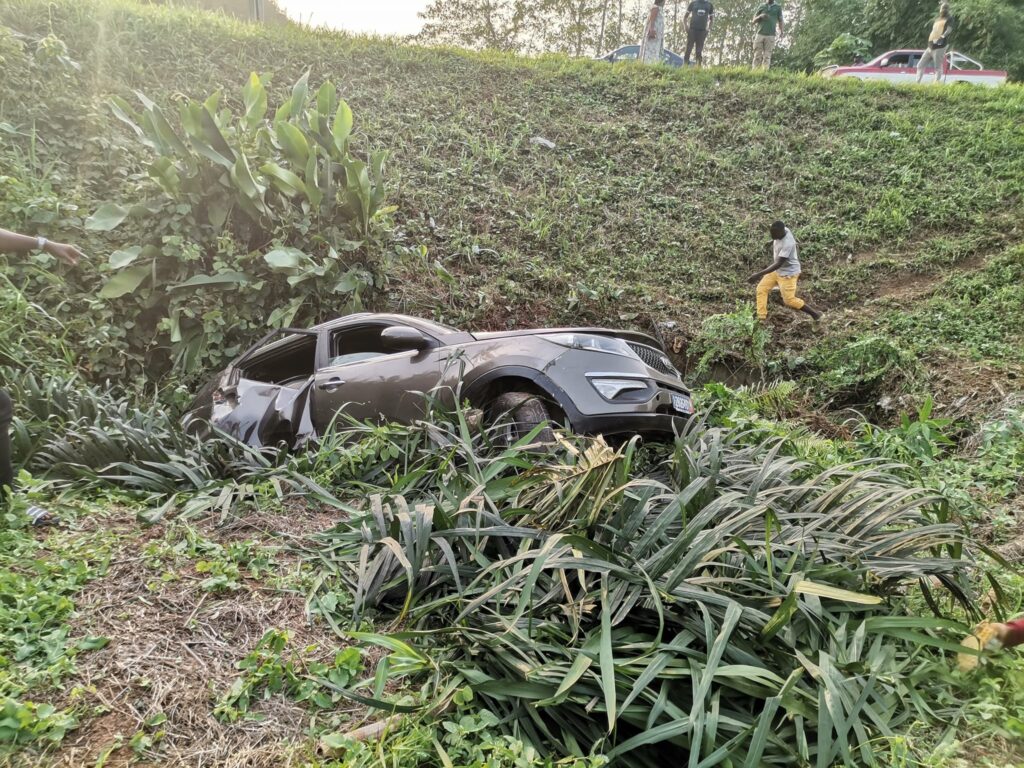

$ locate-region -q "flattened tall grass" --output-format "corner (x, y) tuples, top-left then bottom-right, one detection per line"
(308, 417), (980, 766)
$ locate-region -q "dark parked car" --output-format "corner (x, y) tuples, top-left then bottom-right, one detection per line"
(596, 45), (685, 67)
(184, 313), (694, 448)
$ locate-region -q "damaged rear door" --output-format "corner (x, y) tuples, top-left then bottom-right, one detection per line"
(211, 329), (319, 448)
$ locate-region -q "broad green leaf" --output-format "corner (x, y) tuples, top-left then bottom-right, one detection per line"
(289, 69), (310, 116)
(146, 102), (190, 157)
(108, 247), (142, 269)
(200, 106), (236, 165)
(170, 272), (250, 289)
(242, 72), (268, 129)
(99, 265), (149, 299)
(260, 162), (308, 197)
(85, 203), (129, 231)
(148, 157), (180, 195)
(264, 247), (308, 271)
(316, 81), (337, 131)
(332, 99), (353, 153)
(275, 122), (309, 167)
(230, 154), (266, 207)
(794, 580), (882, 605)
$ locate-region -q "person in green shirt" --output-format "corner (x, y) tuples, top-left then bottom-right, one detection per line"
(751, 0), (784, 69)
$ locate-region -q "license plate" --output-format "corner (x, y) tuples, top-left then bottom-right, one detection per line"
(671, 394), (693, 414)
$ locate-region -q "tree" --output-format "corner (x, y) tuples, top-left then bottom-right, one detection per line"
(417, 0), (536, 51)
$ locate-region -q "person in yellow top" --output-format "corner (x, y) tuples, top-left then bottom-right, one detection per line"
(917, 2), (957, 84)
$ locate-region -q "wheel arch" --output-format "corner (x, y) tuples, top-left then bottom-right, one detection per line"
(463, 366), (577, 426)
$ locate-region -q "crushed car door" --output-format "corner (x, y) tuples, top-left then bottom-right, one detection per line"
(309, 323), (444, 433)
(213, 330), (318, 448)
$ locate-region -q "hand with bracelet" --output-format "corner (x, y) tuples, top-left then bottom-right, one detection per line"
(0, 227), (86, 266)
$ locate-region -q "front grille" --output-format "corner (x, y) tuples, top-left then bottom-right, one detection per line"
(628, 342), (676, 376)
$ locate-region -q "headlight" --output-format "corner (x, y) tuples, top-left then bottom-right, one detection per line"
(590, 378), (651, 400)
(541, 333), (638, 359)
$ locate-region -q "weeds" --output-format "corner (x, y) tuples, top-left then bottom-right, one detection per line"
(213, 629), (362, 722)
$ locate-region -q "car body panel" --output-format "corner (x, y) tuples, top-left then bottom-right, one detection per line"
(596, 45), (685, 67)
(185, 313), (694, 447)
(821, 49), (1007, 86)
(311, 348), (444, 428)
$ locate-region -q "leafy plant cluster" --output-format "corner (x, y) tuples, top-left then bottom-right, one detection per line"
(809, 334), (922, 408)
(0, 520), (113, 750)
(90, 70), (389, 375)
(881, 247), (1024, 365)
(327, 691), (610, 768)
(688, 306), (771, 379)
(812, 32), (873, 68)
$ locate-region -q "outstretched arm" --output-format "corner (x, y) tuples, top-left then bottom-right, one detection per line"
(748, 257), (786, 283)
(0, 228), (83, 266)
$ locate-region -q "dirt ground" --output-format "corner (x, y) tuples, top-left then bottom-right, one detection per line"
(15, 507), (357, 768)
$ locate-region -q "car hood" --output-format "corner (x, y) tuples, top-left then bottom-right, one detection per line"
(471, 327), (665, 350)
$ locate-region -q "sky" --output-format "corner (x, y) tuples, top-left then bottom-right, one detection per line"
(275, 0), (430, 36)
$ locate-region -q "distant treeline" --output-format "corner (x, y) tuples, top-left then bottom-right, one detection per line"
(415, 0), (1024, 77)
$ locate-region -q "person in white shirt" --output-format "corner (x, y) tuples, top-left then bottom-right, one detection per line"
(747, 221), (822, 321)
(638, 0), (667, 65)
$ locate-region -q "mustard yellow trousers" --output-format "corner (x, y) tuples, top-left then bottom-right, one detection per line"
(756, 272), (805, 319)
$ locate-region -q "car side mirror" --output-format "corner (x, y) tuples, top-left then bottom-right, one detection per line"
(879, 57), (889, 67)
(381, 326), (430, 353)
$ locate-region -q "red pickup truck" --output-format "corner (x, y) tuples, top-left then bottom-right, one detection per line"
(821, 50), (1008, 87)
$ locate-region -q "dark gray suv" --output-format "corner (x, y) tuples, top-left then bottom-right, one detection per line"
(184, 313), (694, 448)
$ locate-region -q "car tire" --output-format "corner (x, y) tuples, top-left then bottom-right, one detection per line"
(489, 391), (555, 446)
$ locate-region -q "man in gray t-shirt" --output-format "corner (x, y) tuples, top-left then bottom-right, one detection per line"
(747, 221), (822, 320)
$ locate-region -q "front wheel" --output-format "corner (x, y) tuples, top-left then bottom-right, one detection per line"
(488, 391), (555, 446)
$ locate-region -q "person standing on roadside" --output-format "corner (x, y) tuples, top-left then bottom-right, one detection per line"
(0, 228), (84, 524)
(751, 0), (784, 70)
(683, 0), (715, 67)
(747, 221), (822, 322)
(916, 2), (956, 84)
(638, 0), (667, 65)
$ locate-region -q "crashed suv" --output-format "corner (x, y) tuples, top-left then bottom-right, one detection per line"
(184, 313), (694, 448)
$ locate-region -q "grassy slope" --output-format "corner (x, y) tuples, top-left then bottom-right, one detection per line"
(1, 0), (1022, 403)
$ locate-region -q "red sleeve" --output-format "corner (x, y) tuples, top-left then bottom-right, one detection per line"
(1003, 618), (1024, 647)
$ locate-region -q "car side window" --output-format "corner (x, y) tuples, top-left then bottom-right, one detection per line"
(242, 334), (317, 385)
(327, 324), (395, 368)
(883, 53), (910, 68)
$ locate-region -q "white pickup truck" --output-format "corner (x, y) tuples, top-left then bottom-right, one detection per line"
(821, 50), (1008, 87)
